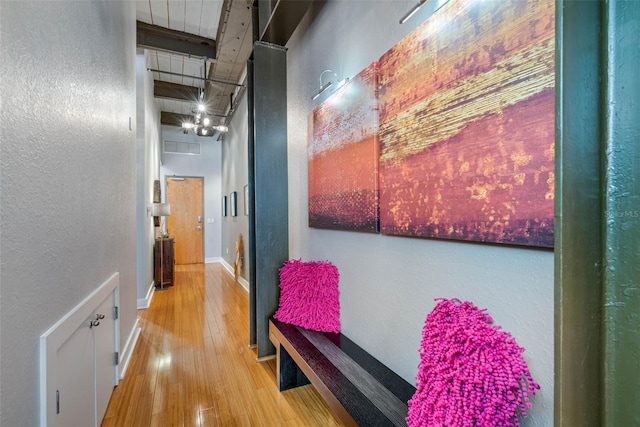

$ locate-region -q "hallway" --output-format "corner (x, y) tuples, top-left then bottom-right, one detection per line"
(101, 263), (342, 426)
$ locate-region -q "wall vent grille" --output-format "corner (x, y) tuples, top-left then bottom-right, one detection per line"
(163, 140), (201, 155)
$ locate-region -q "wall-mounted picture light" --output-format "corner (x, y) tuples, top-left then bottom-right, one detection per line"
(400, 0), (450, 24)
(311, 69), (349, 101)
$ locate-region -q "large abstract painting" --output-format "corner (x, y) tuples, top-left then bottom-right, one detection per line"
(308, 63), (380, 232)
(378, 0), (555, 247)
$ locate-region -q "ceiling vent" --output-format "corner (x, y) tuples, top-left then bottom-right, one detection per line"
(163, 140), (201, 155)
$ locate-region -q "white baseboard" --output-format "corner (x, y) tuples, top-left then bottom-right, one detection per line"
(220, 259), (249, 293)
(205, 257), (223, 264)
(137, 280), (155, 309)
(119, 319), (141, 380)
(220, 258), (233, 275)
(238, 276), (249, 292)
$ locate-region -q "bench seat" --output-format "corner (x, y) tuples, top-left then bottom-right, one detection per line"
(269, 318), (416, 426)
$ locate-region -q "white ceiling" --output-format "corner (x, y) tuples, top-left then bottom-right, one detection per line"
(136, 0), (222, 38)
(136, 0), (253, 124)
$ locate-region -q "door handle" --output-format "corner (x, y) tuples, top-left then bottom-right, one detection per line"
(196, 226), (202, 231)
(89, 314), (104, 328)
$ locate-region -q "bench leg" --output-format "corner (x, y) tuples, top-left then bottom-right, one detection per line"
(277, 344), (310, 391)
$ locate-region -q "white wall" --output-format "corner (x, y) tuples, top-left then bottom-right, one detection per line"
(221, 92), (250, 281)
(160, 126), (222, 261)
(136, 51), (162, 302)
(285, 1), (554, 425)
(0, 1), (137, 425)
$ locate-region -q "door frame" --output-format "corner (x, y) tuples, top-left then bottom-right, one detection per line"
(163, 175), (205, 264)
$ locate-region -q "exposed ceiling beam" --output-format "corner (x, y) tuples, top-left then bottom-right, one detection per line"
(161, 111), (190, 127)
(137, 21), (216, 58)
(149, 69), (244, 87)
(154, 80), (199, 102)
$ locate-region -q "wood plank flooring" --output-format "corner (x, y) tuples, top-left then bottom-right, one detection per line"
(102, 263), (343, 427)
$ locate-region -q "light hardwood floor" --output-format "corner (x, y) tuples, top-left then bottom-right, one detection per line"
(102, 263), (343, 427)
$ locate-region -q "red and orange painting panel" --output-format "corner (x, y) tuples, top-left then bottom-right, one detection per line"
(378, 0), (555, 247)
(308, 63), (380, 233)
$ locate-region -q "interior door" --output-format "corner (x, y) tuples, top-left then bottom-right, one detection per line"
(165, 176), (204, 264)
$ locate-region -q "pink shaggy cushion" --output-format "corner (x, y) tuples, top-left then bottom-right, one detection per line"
(406, 298), (539, 427)
(273, 259), (341, 333)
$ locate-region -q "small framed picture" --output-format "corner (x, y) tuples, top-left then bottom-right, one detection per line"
(243, 185), (249, 216)
(230, 191), (237, 217)
(222, 196), (227, 217)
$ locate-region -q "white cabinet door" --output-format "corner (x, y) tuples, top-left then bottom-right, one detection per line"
(55, 319), (95, 427)
(54, 290), (117, 427)
(41, 273), (120, 427)
(94, 293), (117, 425)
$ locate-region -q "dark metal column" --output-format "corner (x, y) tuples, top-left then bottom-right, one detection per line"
(250, 41), (289, 359)
(601, 1), (640, 425)
(247, 57), (257, 347)
(556, 1), (640, 425)
(555, 1), (604, 424)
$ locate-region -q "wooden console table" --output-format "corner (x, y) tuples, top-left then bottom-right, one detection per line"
(154, 237), (175, 288)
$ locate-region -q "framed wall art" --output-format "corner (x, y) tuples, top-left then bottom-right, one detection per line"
(230, 191), (237, 217)
(377, 0), (555, 247)
(243, 185), (249, 216)
(308, 63), (380, 233)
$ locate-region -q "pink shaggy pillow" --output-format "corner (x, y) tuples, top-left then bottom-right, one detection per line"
(273, 259), (341, 333)
(406, 299), (539, 426)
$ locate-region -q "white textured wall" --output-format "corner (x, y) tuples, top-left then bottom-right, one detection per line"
(160, 127), (222, 261)
(136, 51), (162, 301)
(221, 92), (249, 279)
(285, 1), (554, 425)
(0, 1), (137, 425)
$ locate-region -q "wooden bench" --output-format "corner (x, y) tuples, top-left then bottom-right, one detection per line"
(269, 318), (416, 426)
